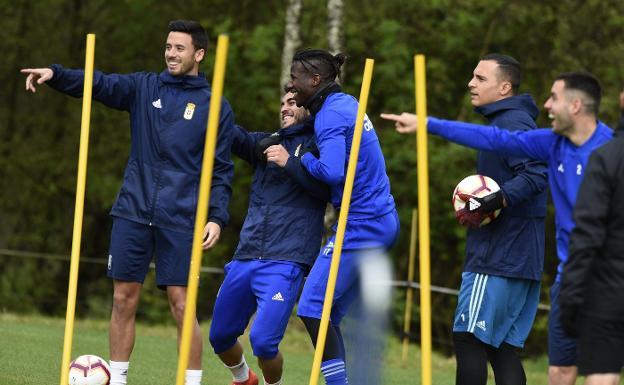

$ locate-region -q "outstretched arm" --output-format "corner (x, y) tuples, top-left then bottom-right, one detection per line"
(381, 112), (554, 161)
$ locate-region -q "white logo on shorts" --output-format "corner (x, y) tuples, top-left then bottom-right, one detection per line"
(272, 292), (284, 301)
(475, 320), (486, 331)
(108, 254), (112, 270)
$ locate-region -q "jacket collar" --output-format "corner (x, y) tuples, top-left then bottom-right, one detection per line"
(159, 70), (209, 89)
(474, 93), (539, 120)
(304, 81), (342, 115)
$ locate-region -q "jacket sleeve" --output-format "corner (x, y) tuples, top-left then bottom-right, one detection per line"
(231, 124), (268, 166)
(427, 117), (554, 162)
(207, 101), (235, 228)
(47, 64), (136, 111)
(301, 109), (347, 185)
(284, 155), (331, 202)
(496, 117), (549, 206)
(560, 150), (611, 307)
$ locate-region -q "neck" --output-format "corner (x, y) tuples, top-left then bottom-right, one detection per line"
(568, 115), (598, 146)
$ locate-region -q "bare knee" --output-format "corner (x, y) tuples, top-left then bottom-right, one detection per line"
(548, 365), (578, 385)
(112, 282), (141, 317)
(167, 286), (189, 323)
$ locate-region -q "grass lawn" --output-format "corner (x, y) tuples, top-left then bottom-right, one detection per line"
(0, 312), (554, 384)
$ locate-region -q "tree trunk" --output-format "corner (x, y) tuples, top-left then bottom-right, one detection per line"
(280, 0), (303, 90)
(327, 0), (344, 82)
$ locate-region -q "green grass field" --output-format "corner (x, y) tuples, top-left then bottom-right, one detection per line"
(0, 312), (554, 385)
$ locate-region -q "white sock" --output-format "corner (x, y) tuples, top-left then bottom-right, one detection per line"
(226, 355), (249, 382)
(109, 361), (129, 385)
(264, 377), (282, 385)
(185, 369), (202, 385)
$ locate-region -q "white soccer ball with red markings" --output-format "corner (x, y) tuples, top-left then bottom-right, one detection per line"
(452, 174), (501, 226)
(68, 355), (110, 385)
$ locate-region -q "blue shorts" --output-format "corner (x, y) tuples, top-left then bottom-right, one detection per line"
(548, 281), (578, 366)
(453, 272), (540, 348)
(297, 210), (400, 324)
(107, 217), (193, 288)
(209, 259), (304, 359)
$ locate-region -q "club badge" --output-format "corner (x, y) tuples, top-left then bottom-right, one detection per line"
(183, 102), (196, 120)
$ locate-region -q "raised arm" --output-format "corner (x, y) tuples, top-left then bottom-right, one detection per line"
(22, 64), (137, 111)
(380, 112), (555, 161)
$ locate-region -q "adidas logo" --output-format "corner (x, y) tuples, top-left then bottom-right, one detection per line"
(476, 320), (486, 331)
(468, 198), (481, 211)
(152, 98), (162, 108)
(271, 292), (284, 301)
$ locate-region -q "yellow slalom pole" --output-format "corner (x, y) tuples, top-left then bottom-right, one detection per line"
(308, 59), (374, 385)
(402, 208), (418, 363)
(59, 33), (95, 385)
(175, 34), (229, 385)
(415, 54), (432, 385)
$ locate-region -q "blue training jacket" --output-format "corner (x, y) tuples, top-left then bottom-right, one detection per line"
(301, 93), (396, 220)
(230, 119), (329, 268)
(47, 65), (235, 232)
(427, 117), (613, 281)
(464, 94), (548, 281)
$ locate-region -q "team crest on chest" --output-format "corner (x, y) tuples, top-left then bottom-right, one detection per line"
(183, 102), (196, 120)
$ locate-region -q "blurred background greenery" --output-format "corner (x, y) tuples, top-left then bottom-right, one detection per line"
(2, 0), (624, 357)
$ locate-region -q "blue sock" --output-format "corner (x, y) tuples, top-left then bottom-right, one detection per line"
(321, 358), (347, 385)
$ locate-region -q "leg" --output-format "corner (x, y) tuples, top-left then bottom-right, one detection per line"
(257, 352), (283, 384)
(547, 282), (579, 385)
(453, 332), (488, 385)
(209, 260), (257, 384)
(548, 366), (578, 385)
(248, 261), (304, 384)
(486, 343), (526, 385)
(167, 285), (202, 370)
(584, 374), (620, 385)
(299, 316), (345, 361)
(109, 280), (142, 361)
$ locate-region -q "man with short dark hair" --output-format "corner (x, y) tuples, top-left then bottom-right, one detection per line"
(382, 71), (613, 385)
(208, 91), (328, 385)
(384, 54), (548, 385)
(21, 20), (235, 385)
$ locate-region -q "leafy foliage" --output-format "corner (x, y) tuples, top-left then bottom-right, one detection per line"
(2, 0), (624, 355)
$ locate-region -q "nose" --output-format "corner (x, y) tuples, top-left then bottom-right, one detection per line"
(467, 77), (476, 90)
(544, 98), (552, 110)
(285, 81), (294, 92)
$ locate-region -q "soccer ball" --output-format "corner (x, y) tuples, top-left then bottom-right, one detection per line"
(68, 355), (110, 385)
(452, 174), (501, 226)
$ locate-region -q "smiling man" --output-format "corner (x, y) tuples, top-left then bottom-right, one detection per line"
(382, 71), (612, 385)
(21, 20), (235, 385)
(384, 54), (549, 385)
(209, 91), (328, 385)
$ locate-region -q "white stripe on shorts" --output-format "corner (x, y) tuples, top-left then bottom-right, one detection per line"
(468, 274), (488, 333)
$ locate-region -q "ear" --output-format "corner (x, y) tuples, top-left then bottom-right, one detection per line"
(310, 73), (322, 87)
(194, 48), (205, 63)
(500, 81), (513, 97)
(570, 97), (583, 115)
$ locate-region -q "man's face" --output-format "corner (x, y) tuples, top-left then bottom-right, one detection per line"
(544, 80), (575, 136)
(165, 32), (204, 76)
(467, 60), (507, 107)
(280, 92), (308, 128)
(286, 61), (318, 107)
